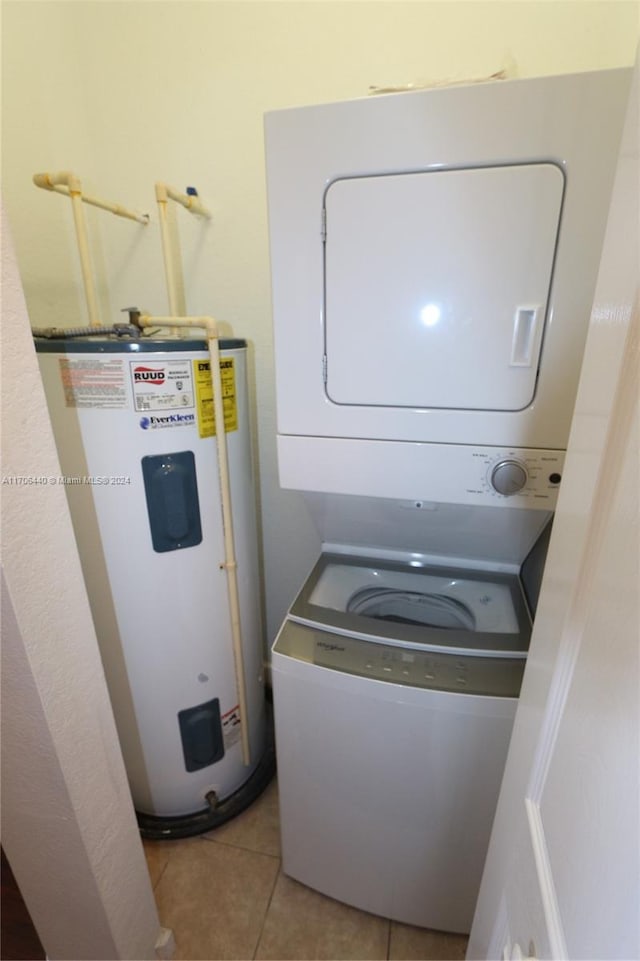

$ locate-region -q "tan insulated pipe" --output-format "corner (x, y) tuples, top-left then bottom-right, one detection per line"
(154, 183), (212, 333)
(137, 312), (251, 768)
(33, 171), (149, 327)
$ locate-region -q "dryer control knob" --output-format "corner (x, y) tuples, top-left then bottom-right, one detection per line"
(491, 460), (528, 496)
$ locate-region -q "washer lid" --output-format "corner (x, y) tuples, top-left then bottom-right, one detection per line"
(323, 163), (564, 412)
(290, 553), (532, 656)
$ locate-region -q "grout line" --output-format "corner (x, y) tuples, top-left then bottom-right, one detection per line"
(199, 833), (282, 860)
(252, 858), (282, 960)
(386, 918), (392, 961)
(153, 860), (169, 892)
(142, 843), (171, 892)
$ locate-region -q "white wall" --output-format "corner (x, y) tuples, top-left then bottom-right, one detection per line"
(3, 1), (638, 647)
(1, 212), (161, 960)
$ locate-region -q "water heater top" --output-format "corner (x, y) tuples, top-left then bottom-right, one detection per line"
(34, 336), (247, 353)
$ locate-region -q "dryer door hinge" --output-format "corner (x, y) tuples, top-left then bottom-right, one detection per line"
(321, 208), (327, 242)
(322, 354), (328, 383)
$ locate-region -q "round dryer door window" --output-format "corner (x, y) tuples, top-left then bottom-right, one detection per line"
(347, 588), (477, 630)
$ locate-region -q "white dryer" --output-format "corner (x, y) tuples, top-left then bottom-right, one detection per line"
(265, 68), (631, 501)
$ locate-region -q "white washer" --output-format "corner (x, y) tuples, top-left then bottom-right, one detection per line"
(272, 553), (530, 933)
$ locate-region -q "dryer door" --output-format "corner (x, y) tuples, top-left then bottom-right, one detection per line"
(324, 164), (564, 412)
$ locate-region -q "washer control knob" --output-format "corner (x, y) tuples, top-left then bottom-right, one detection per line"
(491, 460), (528, 496)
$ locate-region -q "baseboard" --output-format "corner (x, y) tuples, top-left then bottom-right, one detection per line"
(155, 927), (176, 960)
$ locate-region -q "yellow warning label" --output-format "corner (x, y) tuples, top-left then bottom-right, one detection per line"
(193, 358), (238, 439)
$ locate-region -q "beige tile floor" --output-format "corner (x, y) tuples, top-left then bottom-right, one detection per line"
(144, 777), (469, 961)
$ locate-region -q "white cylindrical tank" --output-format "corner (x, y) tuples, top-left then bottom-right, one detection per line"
(36, 334), (273, 836)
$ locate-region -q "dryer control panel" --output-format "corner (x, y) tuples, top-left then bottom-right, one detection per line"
(471, 448), (565, 504)
(278, 436), (565, 508)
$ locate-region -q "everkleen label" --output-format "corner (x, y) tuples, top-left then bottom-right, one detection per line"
(139, 412), (196, 430)
(193, 358), (238, 439)
(59, 358), (127, 409)
(130, 360), (194, 412)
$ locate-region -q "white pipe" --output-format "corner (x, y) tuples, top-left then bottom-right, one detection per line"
(155, 182), (212, 219)
(34, 174), (149, 224)
(56, 185), (148, 223)
(69, 186), (102, 327)
(33, 171), (149, 328)
(138, 313), (251, 767)
(154, 183), (212, 336)
(33, 171), (101, 326)
(154, 187), (183, 325)
(33, 170), (78, 191)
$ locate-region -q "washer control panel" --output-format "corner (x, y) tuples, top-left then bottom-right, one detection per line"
(274, 620), (525, 698)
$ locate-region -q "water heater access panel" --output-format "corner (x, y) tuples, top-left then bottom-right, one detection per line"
(265, 69), (630, 453)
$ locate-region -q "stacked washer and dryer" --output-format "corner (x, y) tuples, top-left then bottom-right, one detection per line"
(264, 69), (631, 933)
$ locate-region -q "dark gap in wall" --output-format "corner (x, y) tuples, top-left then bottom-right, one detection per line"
(1, 848), (46, 961)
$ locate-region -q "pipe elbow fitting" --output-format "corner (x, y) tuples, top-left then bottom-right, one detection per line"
(33, 171), (80, 192)
(33, 172), (54, 190)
